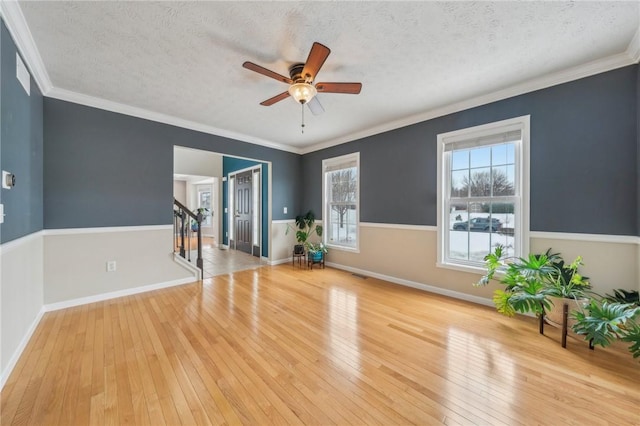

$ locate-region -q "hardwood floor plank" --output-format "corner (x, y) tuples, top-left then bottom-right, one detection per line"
(2, 265), (639, 425)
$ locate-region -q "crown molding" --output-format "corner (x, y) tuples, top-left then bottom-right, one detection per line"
(0, 0), (52, 94)
(3, 0), (638, 156)
(47, 87), (301, 154)
(627, 26), (640, 63)
(300, 51), (636, 154)
(2, 2), (299, 155)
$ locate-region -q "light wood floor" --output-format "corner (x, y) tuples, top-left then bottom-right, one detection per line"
(177, 237), (264, 279)
(2, 266), (639, 425)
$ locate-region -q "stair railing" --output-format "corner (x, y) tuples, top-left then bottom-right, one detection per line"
(173, 198), (203, 277)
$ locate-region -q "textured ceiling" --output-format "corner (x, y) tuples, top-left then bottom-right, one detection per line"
(14, 1), (640, 153)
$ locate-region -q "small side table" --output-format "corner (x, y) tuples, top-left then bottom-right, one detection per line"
(307, 252), (325, 270)
(292, 245), (306, 268)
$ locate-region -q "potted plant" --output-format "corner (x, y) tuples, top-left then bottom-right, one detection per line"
(286, 210), (326, 261)
(475, 245), (590, 319)
(307, 242), (328, 262)
(604, 289), (640, 305)
(572, 290), (640, 359)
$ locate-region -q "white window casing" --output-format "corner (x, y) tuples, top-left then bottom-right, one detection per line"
(437, 115), (530, 273)
(322, 152), (360, 252)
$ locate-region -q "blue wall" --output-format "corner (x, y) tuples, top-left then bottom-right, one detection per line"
(43, 100), (301, 230)
(0, 20), (43, 244)
(221, 157), (268, 257)
(637, 65), (640, 237)
(5, 17), (639, 244)
(302, 65), (639, 237)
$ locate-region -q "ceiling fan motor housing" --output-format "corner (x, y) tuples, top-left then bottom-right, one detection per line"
(289, 63), (309, 83)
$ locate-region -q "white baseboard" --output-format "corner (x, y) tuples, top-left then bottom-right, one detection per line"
(325, 262), (494, 308)
(1, 307), (45, 391)
(269, 257), (293, 266)
(173, 253), (201, 279)
(43, 277), (197, 312)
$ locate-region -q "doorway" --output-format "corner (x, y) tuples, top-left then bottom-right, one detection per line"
(233, 170), (253, 255)
(173, 146), (270, 277)
(228, 165), (262, 258)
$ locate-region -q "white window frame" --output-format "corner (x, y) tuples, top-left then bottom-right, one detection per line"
(322, 152), (360, 252)
(436, 115), (530, 273)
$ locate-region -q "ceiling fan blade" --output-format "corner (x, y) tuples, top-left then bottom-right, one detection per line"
(315, 82), (362, 94)
(307, 97), (324, 116)
(301, 42), (331, 82)
(243, 61), (292, 84)
(260, 91), (291, 106)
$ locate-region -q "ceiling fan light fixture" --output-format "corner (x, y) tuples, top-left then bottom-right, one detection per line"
(288, 82), (317, 104)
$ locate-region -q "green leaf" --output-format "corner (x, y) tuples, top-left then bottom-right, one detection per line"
(572, 301), (640, 348)
(621, 324), (640, 358)
(493, 290), (516, 317)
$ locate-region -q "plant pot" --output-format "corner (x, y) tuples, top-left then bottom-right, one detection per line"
(545, 296), (589, 333)
(310, 251), (323, 262)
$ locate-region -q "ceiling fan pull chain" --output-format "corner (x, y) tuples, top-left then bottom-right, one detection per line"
(301, 104), (305, 134)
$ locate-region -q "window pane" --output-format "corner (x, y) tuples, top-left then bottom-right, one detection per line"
(491, 165), (515, 196)
(329, 168), (357, 203)
(198, 189), (212, 226)
(470, 146), (491, 168)
(451, 150), (469, 170)
(469, 167), (492, 197)
(451, 170), (468, 198)
(490, 201), (516, 259)
(449, 204), (513, 262)
(491, 144), (508, 166)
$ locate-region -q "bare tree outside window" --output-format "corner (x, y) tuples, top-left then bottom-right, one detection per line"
(452, 169), (514, 197)
(329, 168), (357, 229)
(323, 153), (359, 249)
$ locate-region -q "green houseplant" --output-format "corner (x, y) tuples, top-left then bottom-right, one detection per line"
(572, 290), (640, 359)
(286, 210), (327, 259)
(477, 246), (640, 359)
(475, 245), (590, 317)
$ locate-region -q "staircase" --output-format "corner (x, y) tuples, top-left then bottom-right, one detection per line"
(173, 198), (204, 278)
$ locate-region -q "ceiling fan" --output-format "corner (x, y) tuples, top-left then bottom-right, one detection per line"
(242, 42), (362, 127)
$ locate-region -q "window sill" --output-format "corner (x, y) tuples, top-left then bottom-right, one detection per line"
(326, 244), (360, 254)
(436, 261), (487, 275)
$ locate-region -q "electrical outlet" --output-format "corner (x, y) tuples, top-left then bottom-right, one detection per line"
(283, 207), (287, 214)
(106, 261), (117, 272)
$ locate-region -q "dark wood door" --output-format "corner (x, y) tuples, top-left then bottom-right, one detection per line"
(234, 171), (252, 254)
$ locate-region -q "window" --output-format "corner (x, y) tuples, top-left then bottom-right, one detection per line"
(197, 186), (212, 226)
(437, 116), (529, 271)
(323, 153), (360, 251)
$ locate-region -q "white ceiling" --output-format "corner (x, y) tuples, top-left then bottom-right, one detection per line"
(7, 1), (640, 153)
